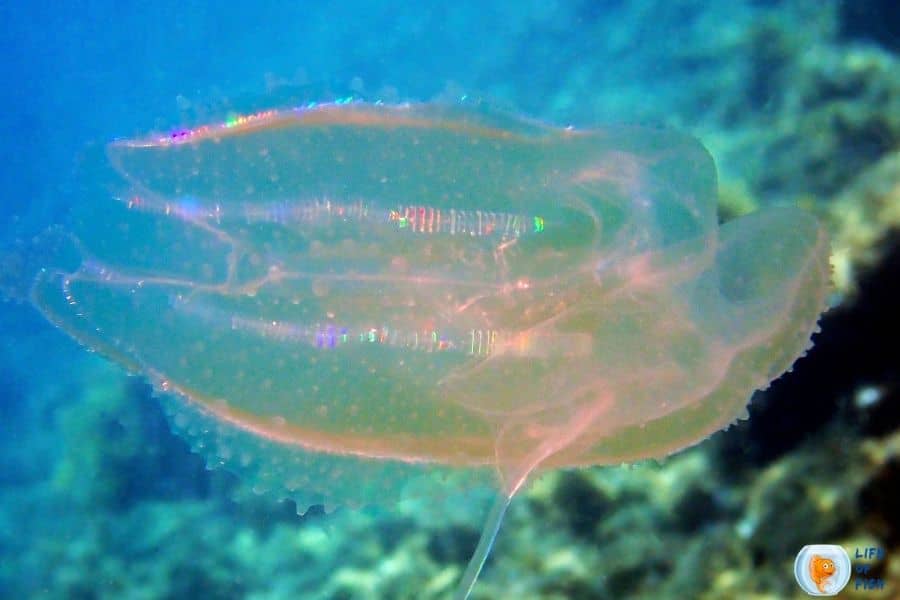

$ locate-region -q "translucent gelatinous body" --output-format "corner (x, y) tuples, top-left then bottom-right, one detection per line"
(31, 103), (829, 505)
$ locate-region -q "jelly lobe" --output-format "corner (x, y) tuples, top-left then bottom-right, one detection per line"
(33, 104), (829, 502)
(29, 103), (831, 600)
(106, 106), (716, 291)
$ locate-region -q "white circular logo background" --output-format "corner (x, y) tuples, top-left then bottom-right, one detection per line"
(794, 545), (851, 596)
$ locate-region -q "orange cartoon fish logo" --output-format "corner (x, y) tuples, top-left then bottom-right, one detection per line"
(809, 554), (836, 593)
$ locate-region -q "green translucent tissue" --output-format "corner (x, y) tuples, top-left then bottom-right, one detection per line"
(31, 103), (830, 598)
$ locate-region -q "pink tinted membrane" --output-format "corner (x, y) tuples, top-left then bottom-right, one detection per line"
(111, 101), (541, 149)
(31, 103), (831, 598)
(34, 102), (829, 499)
